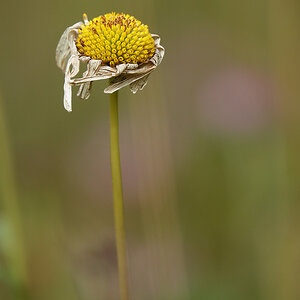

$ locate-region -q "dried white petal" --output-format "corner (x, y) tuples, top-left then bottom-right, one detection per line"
(71, 63), (129, 85)
(63, 78), (72, 112)
(104, 72), (152, 94)
(130, 74), (150, 94)
(63, 55), (80, 112)
(150, 34), (165, 65)
(125, 63), (156, 75)
(56, 22), (82, 72)
(77, 60), (102, 100)
(69, 56), (80, 77)
(126, 63), (139, 70)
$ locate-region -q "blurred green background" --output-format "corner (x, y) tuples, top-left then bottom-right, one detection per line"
(1, 0), (300, 299)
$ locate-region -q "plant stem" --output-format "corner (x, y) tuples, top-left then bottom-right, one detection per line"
(109, 91), (130, 300)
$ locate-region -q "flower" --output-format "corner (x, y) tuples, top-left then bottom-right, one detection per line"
(56, 13), (165, 112)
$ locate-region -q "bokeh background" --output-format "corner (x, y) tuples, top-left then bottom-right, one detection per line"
(1, 0), (300, 299)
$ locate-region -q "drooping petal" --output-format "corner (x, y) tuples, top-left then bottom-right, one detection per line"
(104, 72), (152, 94)
(130, 74), (150, 94)
(77, 59), (102, 100)
(63, 78), (72, 112)
(63, 55), (80, 112)
(71, 63), (129, 85)
(56, 21), (82, 72)
(125, 62), (156, 75)
(151, 34), (165, 66)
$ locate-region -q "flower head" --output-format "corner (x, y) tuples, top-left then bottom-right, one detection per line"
(56, 13), (164, 112)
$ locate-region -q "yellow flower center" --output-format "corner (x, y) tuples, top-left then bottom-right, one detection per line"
(76, 13), (156, 67)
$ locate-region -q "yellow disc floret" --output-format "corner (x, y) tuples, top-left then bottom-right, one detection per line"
(76, 12), (156, 67)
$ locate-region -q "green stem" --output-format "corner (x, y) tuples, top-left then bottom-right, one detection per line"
(109, 91), (130, 300)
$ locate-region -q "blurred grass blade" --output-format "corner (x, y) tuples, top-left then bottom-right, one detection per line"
(0, 93), (28, 297)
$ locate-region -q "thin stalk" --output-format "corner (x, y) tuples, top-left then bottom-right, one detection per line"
(109, 90), (129, 300)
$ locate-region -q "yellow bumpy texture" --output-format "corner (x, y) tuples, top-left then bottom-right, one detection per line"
(76, 13), (156, 67)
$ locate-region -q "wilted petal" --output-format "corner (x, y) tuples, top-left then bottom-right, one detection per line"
(77, 60), (102, 100)
(151, 34), (165, 66)
(79, 56), (91, 64)
(69, 55), (80, 77)
(72, 72), (113, 85)
(63, 79), (72, 112)
(63, 55), (80, 112)
(125, 62), (156, 75)
(96, 65), (116, 76)
(104, 72), (152, 94)
(115, 64), (128, 74)
(95, 63), (127, 77)
(130, 74), (150, 94)
(126, 63), (139, 70)
(77, 70), (91, 100)
(56, 22), (82, 72)
(151, 34), (161, 44)
(72, 64), (129, 85)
